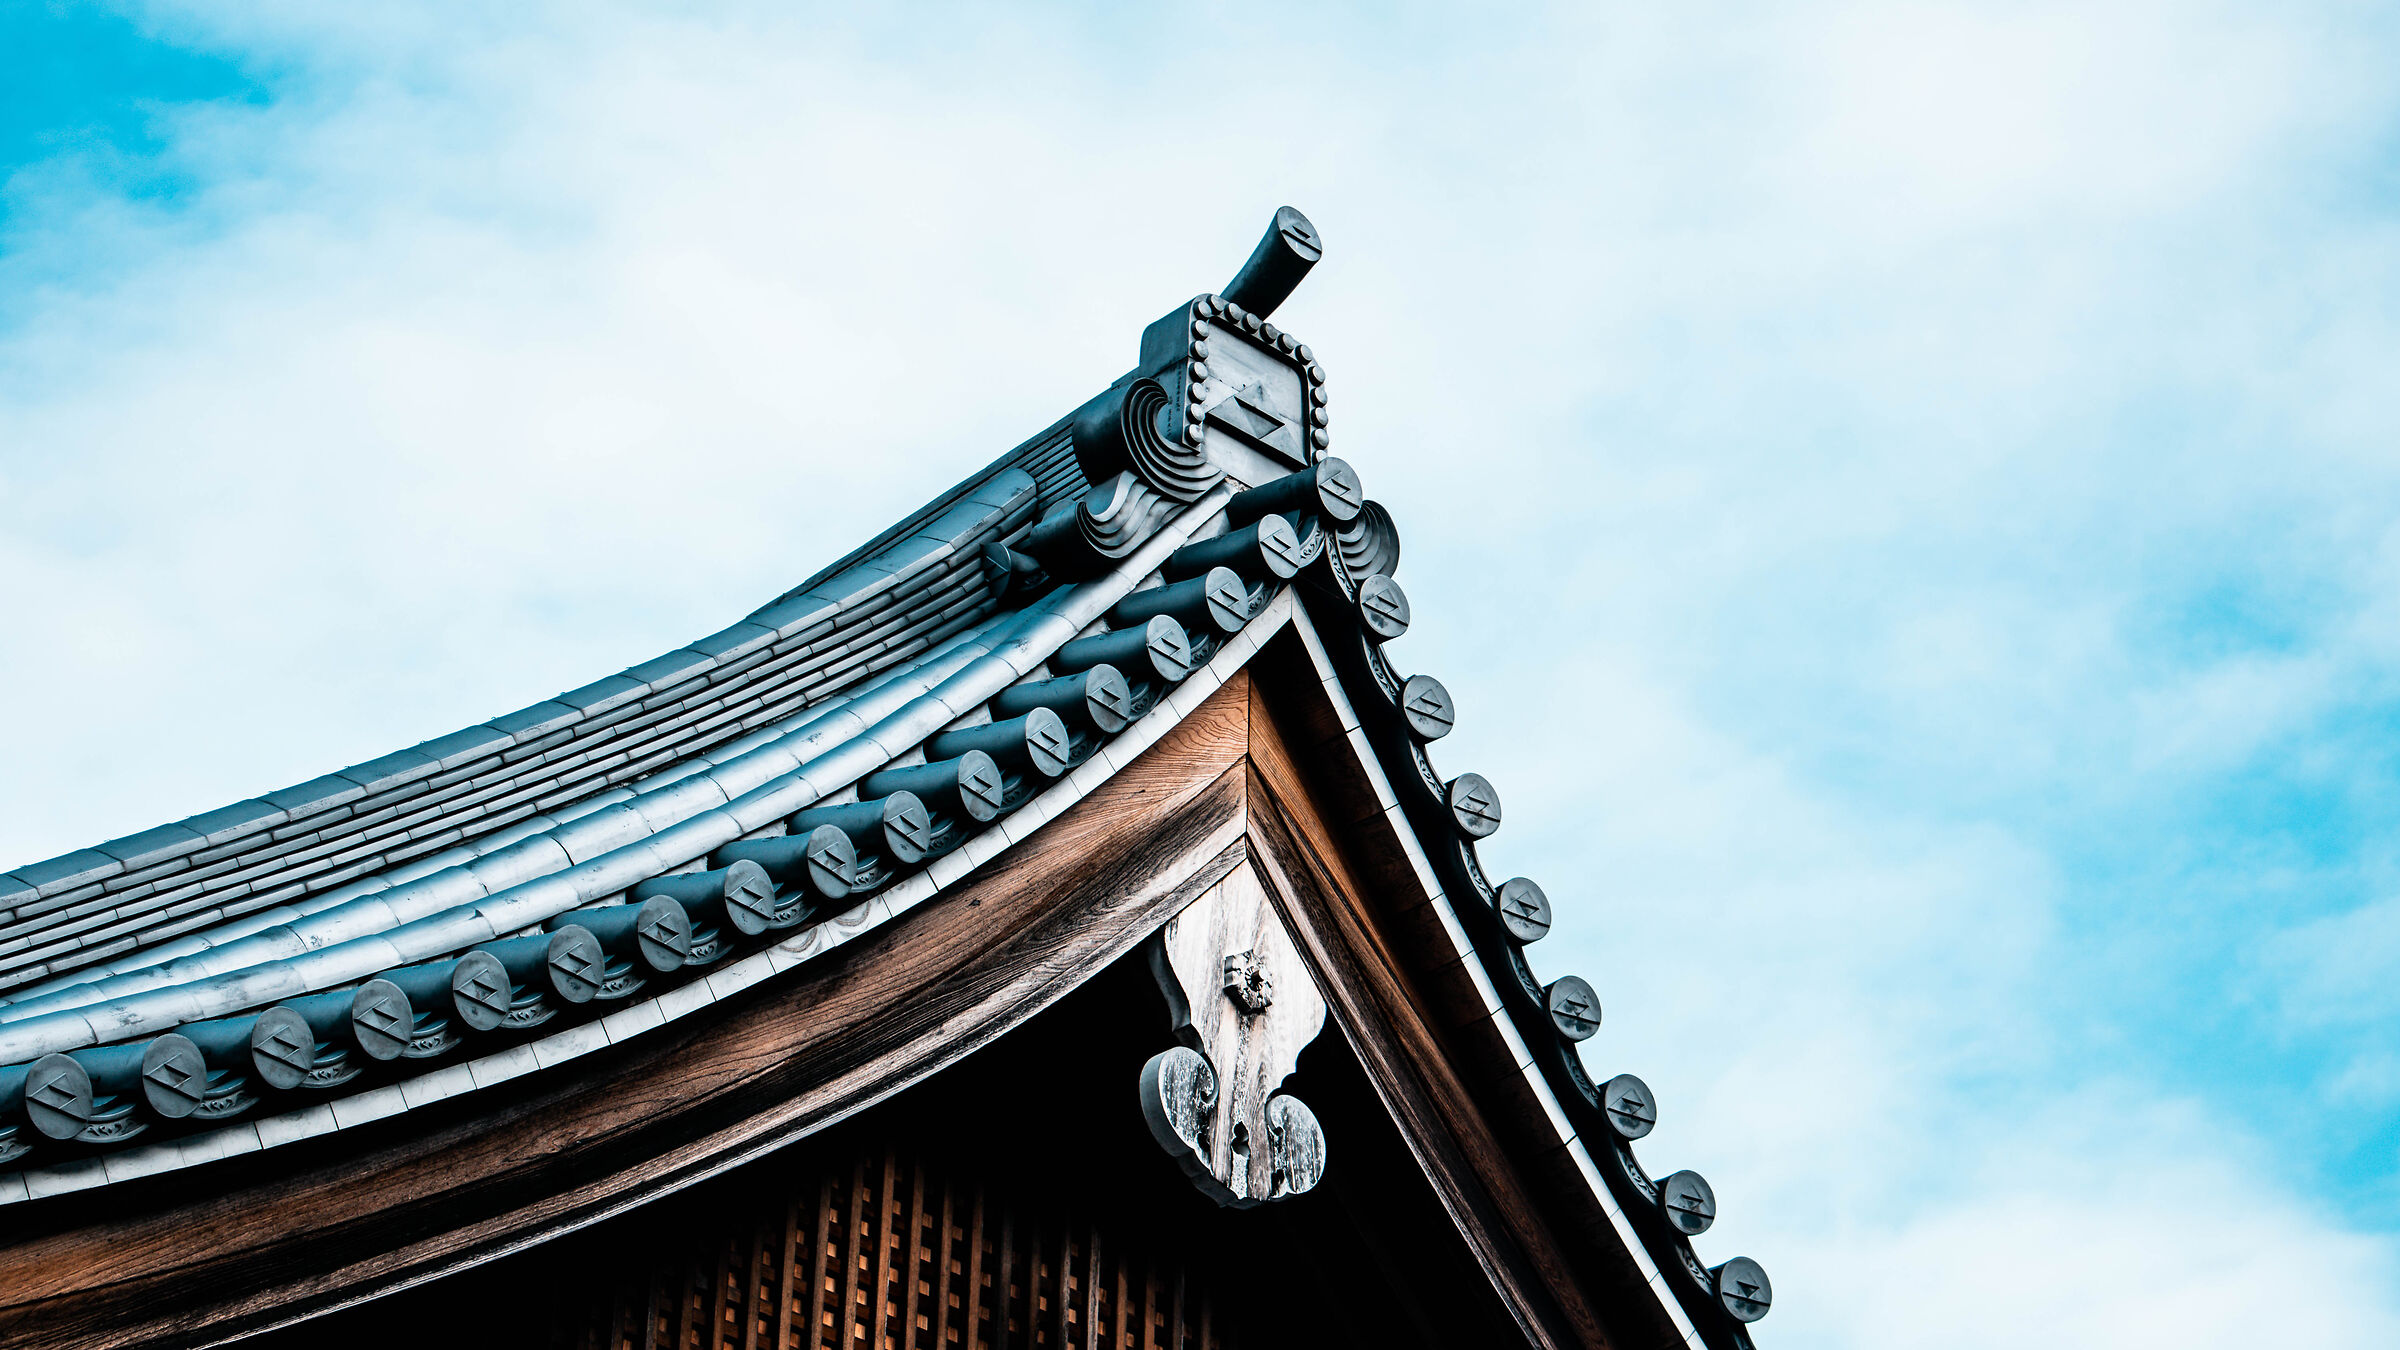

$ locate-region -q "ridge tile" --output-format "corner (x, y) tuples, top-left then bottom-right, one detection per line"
(262, 774), (369, 818)
(489, 701), (581, 743)
(337, 748), (441, 795)
(413, 726), (515, 769)
(622, 649), (715, 691)
(687, 622), (776, 662)
(748, 593), (839, 638)
(12, 850), (122, 898)
(557, 675), (644, 717)
(177, 800), (290, 848)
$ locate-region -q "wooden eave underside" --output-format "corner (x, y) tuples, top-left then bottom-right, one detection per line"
(0, 652), (1679, 1350)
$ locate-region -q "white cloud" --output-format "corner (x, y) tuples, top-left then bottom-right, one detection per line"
(2262, 893), (2400, 1028)
(5, 2), (2399, 1343)
(1816, 1113), (2400, 1349)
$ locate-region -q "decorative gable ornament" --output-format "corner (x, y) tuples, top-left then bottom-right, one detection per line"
(1138, 865), (1330, 1207)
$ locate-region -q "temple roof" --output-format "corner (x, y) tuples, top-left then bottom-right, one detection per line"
(0, 209), (1770, 1348)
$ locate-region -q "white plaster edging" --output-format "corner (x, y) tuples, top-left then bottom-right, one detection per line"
(0, 589), (1296, 1205)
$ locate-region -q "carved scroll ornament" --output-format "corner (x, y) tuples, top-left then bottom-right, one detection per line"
(1138, 865), (1329, 1208)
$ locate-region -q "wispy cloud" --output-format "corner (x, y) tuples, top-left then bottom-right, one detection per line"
(5, 2), (2399, 1343)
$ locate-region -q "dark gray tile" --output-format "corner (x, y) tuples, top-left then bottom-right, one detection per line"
(177, 799), (289, 848)
(0, 878), (107, 925)
(338, 747), (440, 794)
(804, 565), (900, 614)
(490, 700), (581, 743)
(861, 535), (949, 584)
(11, 849), (122, 897)
(966, 468), (1038, 509)
(623, 649), (716, 691)
(911, 501), (1008, 545)
(500, 726), (576, 765)
(749, 592), (840, 638)
(414, 725), (515, 769)
(687, 623), (776, 662)
(264, 773), (368, 817)
(557, 674), (645, 717)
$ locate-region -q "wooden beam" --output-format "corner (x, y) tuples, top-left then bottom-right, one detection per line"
(0, 677), (1255, 1350)
(1239, 686), (1614, 1350)
(0, 655), (1692, 1350)
(1244, 635), (1695, 1350)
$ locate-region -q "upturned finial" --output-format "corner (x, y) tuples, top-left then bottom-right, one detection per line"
(1221, 206), (1322, 320)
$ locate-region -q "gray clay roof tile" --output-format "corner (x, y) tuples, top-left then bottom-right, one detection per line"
(261, 774), (369, 818)
(556, 675), (646, 717)
(487, 701), (582, 744)
(686, 622), (777, 662)
(336, 748), (441, 795)
(412, 726), (516, 770)
(175, 800), (289, 848)
(621, 649), (716, 692)
(10, 850), (122, 897)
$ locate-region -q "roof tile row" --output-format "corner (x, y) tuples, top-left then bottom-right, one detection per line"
(1, 471), (1062, 995)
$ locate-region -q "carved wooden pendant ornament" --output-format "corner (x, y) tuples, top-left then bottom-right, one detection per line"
(1138, 865), (1330, 1207)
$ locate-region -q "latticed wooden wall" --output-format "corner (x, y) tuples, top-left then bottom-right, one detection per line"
(554, 1142), (1245, 1350)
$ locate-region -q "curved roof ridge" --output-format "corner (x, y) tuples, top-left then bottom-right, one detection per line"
(4, 600), (1043, 1009)
(0, 614), (1013, 1021)
(0, 467), (1055, 999)
(0, 209), (1779, 1345)
(0, 576), (1287, 1211)
(0, 483), (1230, 1064)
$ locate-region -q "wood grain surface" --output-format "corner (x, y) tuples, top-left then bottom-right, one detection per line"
(1146, 862), (1330, 1205)
(1239, 678), (1615, 1350)
(0, 679), (1253, 1350)
(2, 649), (1683, 1350)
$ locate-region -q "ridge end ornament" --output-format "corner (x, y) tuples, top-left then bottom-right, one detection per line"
(1139, 867), (1329, 1208)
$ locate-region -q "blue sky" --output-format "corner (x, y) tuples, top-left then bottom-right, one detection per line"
(5, 3), (2400, 1343)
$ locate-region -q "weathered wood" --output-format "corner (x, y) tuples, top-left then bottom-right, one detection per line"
(0, 679), (1254, 1350)
(926, 1157), (955, 1345)
(993, 1204), (1014, 1350)
(708, 1208), (735, 1350)
(872, 1144), (898, 1349)
(640, 1263), (661, 1350)
(805, 1175), (833, 1350)
(1240, 674), (1612, 1350)
(1083, 1219), (1102, 1350)
(960, 1183), (985, 1350)
(1066, 1215), (1077, 1348)
(1113, 1246), (1130, 1350)
(771, 1195), (800, 1350)
(1139, 865), (1329, 1207)
(1141, 1255), (1159, 1350)
(0, 658), (1691, 1350)
(1170, 1269), (1185, 1350)
(555, 1122), (1306, 1349)
(1245, 647), (1691, 1350)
